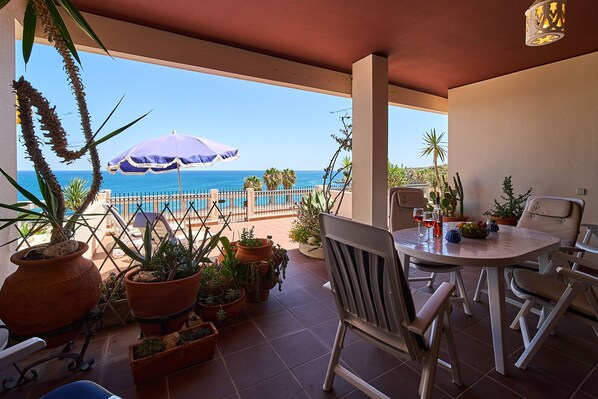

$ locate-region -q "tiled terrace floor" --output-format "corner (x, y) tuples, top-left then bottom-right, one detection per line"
(3, 218), (598, 399)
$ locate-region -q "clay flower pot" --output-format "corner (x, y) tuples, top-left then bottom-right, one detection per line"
(0, 242), (101, 348)
(195, 288), (247, 323)
(125, 270), (201, 337)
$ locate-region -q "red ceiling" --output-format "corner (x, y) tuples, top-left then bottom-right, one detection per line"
(72, 0), (598, 98)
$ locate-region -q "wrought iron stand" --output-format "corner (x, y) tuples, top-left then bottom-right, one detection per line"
(2, 308), (102, 390)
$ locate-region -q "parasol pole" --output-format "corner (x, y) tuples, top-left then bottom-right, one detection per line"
(176, 163), (185, 214)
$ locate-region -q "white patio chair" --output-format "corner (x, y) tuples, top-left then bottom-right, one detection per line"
(473, 196), (584, 302)
(132, 212), (188, 245)
(389, 187), (472, 315)
(510, 252), (598, 369)
(319, 213), (461, 399)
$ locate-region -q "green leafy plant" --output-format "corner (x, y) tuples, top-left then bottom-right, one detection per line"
(388, 162), (409, 188)
(64, 177), (91, 211)
(0, 0), (148, 254)
(322, 113), (352, 214)
(484, 176), (532, 218)
(100, 271), (127, 303)
(429, 172), (464, 217)
(197, 237), (243, 321)
(113, 222), (224, 282)
(237, 227), (262, 247)
(234, 243), (289, 302)
(289, 190), (333, 246)
(133, 326), (214, 359)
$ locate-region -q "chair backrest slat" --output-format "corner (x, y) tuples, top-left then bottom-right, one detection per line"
(320, 213), (420, 351)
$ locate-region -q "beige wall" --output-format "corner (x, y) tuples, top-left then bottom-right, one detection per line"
(449, 52), (598, 228)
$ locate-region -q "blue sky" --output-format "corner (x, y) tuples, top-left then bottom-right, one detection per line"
(16, 43), (447, 171)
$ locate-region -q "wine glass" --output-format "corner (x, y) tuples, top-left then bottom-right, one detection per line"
(412, 208), (424, 236)
(423, 211), (437, 243)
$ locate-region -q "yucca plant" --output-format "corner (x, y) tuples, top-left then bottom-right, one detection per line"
(0, 0), (147, 256)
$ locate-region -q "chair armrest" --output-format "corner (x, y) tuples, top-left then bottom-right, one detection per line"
(576, 242), (598, 255)
(557, 266), (598, 287)
(0, 337), (46, 370)
(408, 282), (455, 335)
(559, 245), (584, 254)
(552, 252), (598, 271)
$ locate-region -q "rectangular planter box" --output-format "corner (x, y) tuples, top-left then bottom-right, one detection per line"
(129, 322), (218, 384)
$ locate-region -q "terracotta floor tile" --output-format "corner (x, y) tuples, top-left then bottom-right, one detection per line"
(289, 301), (336, 327)
(223, 343), (286, 390)
(309, 318), (359, 349)
(489, 362), (575, 399)
(509, 344), (592, 388)
(291, 354), (356, 399)
(272, 287), (317, 309)
(168, 358), (236, 399)
(338, 339), (403, 382)
(270, 329), (329, 368)
(217, 321), (267, 356)
(459, 376), (526, 399)
(341, 364), (451, 399)
(253, 310), (304, 340)
(405, 351), (484, 398)
(580, 366), (598, 398)
(117, 378), (168, 399)
(440, 332), (496, 373)
(244, 295), (285, 319)
(238, 371), (309, 399)
(461, 317), (524, 357)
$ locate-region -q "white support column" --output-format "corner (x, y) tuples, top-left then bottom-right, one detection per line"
(0, 2), (23, 285)
(351, 54), (388, 228)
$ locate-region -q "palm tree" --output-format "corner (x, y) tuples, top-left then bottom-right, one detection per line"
(263, 168), (282, 205)
(281, 169), (297, 203)
(243, 176), (263, 191)
(420, 129), (447, 195)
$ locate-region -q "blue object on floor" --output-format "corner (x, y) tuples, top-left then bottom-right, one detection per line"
(40, 380), (121, 399)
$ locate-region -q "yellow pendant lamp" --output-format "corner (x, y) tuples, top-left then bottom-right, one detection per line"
(525, 0), (567, 46)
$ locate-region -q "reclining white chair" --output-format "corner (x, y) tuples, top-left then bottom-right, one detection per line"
(473, 195), (584, 302)
(389, 187), (472, 315)
(319, 213), (461, 399)
(510, 252), (598, 369)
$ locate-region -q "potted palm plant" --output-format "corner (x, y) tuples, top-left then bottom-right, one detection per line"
(113, 224), (224, 336)
(484, 176), (533, 226)
(195, 237), (246, 323)
(0, 0), (146, 348)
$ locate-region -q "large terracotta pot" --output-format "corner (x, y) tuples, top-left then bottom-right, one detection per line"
(0, 242), (101, 348)
(235, 239), (275, 264)
(125, 270), (201, 337)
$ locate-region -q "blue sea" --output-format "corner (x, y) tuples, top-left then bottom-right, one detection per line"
(16, 170), (326, 201)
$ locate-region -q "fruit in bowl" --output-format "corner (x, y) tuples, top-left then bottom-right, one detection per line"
(457, 221), (489, 239)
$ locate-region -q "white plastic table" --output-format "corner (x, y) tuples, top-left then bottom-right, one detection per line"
(392, 225), (560, 375)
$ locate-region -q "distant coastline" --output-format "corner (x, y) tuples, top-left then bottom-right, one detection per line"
(16, 170), (325, 200)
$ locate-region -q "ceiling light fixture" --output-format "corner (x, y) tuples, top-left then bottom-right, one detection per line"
(525, 0), (567, 46)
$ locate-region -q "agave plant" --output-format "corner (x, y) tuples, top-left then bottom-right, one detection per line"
(0, 0), (147, 253)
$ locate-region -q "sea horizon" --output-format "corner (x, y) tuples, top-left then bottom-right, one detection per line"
(16, 169), (327, 201)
